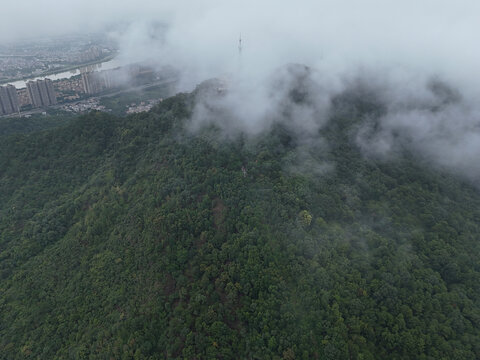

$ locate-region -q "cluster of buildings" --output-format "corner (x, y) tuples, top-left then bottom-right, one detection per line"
(0, 78), (58, 115)
(0, 37), (116, 84)
(61, 98), (107, 113)
(26, 79), (57, 107)
(126, 99), (163, 114)
(73, 46), (103, 64)
(54, 76), (85, 101)
(0, 56), (53, 84)
(81, 65), (146, 95)
(0, 85), (20, 115)
(0, 63), (174, 117)
(81, 71), (116, 95)
(0, 69), (113, 115)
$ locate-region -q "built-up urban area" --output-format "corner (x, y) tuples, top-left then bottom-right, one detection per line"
(0, 35), (179, 117)
(0, 66), (118, 114)
(0, 64), (178, 117)
(0, 35), (116, 83)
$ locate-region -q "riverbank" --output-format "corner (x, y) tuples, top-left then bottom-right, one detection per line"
(0, 52), (118, 86)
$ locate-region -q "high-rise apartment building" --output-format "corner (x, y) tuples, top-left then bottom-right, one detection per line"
(38, 80), (50, 105)
(0, 86), (13, 114)
(7, 85), (20, 113)
(44, 79), (57, 105)
(26, 81), (43, 107)
(0, 85), (20, 115)
(26, 79), (57, 107)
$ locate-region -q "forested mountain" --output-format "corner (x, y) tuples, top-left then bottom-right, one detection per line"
(0, 82), (479, 359)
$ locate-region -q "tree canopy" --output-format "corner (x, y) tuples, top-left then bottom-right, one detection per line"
(0, 87), (479, 359)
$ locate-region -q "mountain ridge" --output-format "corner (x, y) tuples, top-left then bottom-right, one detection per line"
(0, 85), (479, 359)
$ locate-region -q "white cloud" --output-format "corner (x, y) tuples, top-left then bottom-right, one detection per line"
(3, 0), (480, 180)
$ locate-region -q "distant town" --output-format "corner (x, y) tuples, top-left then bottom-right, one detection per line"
(0, 63), (178, 117)
(0, 35), (116, 84)
(0, 35), (182, 118)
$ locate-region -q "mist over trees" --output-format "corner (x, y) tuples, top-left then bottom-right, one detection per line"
(0, 81), (479, 359)
(1, 1), (480, 358)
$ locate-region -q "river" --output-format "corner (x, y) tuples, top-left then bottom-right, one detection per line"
(4, 57), (124, 89)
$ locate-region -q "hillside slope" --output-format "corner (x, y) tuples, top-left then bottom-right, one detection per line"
(0, 88), (479, 359)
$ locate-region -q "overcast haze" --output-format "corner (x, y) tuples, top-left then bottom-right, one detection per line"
(3, 0), (480, 181)
(2, 1), (480, 80)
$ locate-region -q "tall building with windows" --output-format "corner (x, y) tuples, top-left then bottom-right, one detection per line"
(81, 67), (127, 95)
(81, 72), (107, 94)
(7, 85), (20, 112)
(0, 86), (13, 114)
(44, 79), (57, 105)
(26, 81), (43, 107)
(38, 80), (50, 105)
(0, 85), (20, 115)
(26, 79), (57, 107)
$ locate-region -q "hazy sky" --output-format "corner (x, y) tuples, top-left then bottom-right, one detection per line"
(2, 0), (480, 83)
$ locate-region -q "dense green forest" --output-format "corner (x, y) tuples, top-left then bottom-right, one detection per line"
(0, 80), (479, 359)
